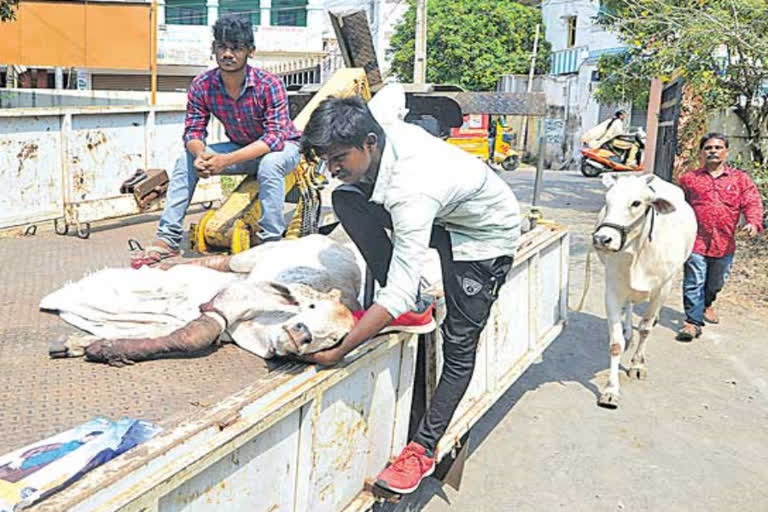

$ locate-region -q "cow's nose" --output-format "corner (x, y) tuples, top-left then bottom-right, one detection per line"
(593, 233), (612, 246)
(293, 322), (312, 344)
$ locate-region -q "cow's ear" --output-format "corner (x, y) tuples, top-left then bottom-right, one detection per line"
(602, 174), (619, 189)
(328, 288), (342, 301)
(267, 282), (300, 306)
(651, 197), (676, 214)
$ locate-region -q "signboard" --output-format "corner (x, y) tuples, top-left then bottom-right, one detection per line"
(0, 1), (151, 70)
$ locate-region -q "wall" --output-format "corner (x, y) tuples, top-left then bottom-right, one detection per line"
(541, 0), (628, 166)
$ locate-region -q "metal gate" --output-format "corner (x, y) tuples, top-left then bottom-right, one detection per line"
(653, 76), (683, 181)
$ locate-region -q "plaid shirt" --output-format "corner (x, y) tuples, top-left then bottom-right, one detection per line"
(678, 166), (764, 257)
(183, 65), (300, 152)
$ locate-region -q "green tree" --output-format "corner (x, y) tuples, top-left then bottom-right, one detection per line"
(596, 0), (768, 166)
(387, 0), (549, 91)
(1, 0), (19, 21)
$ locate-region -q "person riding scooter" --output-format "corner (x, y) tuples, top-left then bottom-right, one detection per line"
(581, 110), (627, 149)
(580, 126), (646, 177)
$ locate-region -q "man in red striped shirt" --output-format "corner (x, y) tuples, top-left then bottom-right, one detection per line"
(676, 133), (764, 341)
(134, 14), (301, 267)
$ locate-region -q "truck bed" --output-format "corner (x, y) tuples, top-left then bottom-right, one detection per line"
(0, 210), (278, 457)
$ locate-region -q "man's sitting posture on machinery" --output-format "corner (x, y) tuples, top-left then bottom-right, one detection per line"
(132, 14), (301, 267)
(297, 86), (522, 495)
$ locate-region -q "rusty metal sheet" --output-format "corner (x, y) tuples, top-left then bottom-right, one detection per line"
(0, 116), (63, 228)
(294, 349), (405, 512)
(329, 10), (383, 89)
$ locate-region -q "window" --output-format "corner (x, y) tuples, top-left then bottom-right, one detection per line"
(271, 0), (307, 27)
(219, 0), (261, 26)
(566, 16), (577, 48)
(165, 0), (207, 25)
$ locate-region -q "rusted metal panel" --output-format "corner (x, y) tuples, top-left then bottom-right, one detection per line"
(0, 116), (63, 227)
(158, 410), (302, 512)
(67, 112), (146, 210)
(296, 351), (403, 512)
(329, 10), (383, 89)
(0, 105), (223, 231)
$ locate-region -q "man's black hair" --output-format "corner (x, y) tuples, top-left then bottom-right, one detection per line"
(300, 95), (385, 163)
(213, 14), (254, 48)
(699, 132), (729, 150)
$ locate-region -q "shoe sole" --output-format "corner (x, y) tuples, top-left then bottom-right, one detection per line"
(703, 317), (719, 325)
(379, 319), (437, 335)
(676, 330), (702, 342)
(375, 464), (435, 494)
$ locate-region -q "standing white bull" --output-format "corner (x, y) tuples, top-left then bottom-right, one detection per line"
(592, 174), (696, 408)
(43, 235), (360, 366)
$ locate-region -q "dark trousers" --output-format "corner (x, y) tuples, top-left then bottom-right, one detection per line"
(333, 184), (513, 453)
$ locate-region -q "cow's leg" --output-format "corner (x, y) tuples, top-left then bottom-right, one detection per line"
(629, 281), (670, 380)
(157, 254), (233, 272)
(84, 314), (224, 367)
(622, 301), (633, 343)
(49, 333), (100, 358)
(599, 294), (627, 409)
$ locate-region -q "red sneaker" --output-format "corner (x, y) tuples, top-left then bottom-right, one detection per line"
(375, 442), (435, 494)
(352, 303), (436, 334)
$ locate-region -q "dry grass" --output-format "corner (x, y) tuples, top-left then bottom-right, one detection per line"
(720, 233), (768, 313)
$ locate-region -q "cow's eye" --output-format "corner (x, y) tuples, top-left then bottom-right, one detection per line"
(308, 303), (315, 309)
(631, 200), (642, 208)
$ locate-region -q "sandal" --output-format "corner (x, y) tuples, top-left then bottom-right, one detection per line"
(129, 239), (181, 269)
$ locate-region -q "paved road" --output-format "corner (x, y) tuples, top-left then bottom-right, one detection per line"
(395, 170), (768, 512)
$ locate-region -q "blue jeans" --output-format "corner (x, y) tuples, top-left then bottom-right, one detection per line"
(156, 140), (301, 249)
(682, 252), (734, 326)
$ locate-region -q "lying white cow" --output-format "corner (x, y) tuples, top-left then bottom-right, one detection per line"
(592, 174), (696, 408)
(43, 235), (360, 366)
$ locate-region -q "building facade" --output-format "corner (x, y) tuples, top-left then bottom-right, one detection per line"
(3, 0), (406, 94)
(540, 0), (638, 162)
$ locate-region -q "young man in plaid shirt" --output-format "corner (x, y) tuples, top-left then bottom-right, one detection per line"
(677, 133), (764, 340)
(133, 14), (301, 266)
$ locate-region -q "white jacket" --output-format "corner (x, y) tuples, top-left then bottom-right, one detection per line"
(368, 85), (521, 318)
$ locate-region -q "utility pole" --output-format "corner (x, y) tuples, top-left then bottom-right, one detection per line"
(150, 0), (158, 105)
(413, 0), (427, 84)
(519, 23), (540, 152)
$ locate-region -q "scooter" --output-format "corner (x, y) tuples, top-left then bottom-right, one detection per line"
(580, 128), (646, 177)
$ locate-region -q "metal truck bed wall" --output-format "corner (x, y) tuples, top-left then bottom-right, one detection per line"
(34, 225), (568, 512)
(0, 106), (224, 231)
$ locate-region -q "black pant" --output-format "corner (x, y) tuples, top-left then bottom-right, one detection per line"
(333, 184), (513, 453)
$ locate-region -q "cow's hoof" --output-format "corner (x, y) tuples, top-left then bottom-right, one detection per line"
(597, 391), (620, 409)
(627, 366), (647, 380)
(49, 336), (71, 358)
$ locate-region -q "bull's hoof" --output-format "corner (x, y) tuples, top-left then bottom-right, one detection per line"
(49, 336), (72, 358)
(627, 366), (648, 380)
(597, 391), (620, 409)
(85, 340), (135, 367)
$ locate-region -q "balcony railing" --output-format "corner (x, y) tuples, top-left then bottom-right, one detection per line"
(550, 46), (588, 75)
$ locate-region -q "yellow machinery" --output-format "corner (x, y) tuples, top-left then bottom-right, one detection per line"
(190, 68), (372, 254)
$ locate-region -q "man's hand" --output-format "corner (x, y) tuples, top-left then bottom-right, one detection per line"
(290, 345), (347, 366)
(742, 224), (759, 238)
(194, 152), (214, 178)
(201, 153), (233, 176)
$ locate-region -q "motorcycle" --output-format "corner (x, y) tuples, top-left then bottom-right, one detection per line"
(580, 128), (646, 177)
